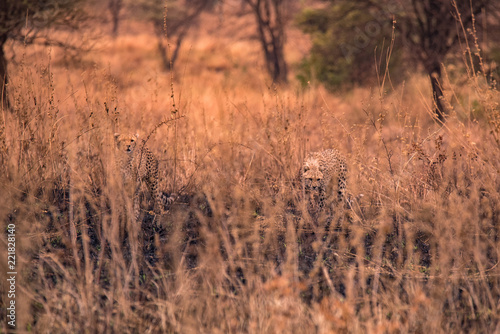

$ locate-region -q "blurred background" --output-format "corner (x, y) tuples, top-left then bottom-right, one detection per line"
(2, 0), (499, 120)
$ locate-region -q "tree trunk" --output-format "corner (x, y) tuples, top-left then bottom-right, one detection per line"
(428, 63), (446, 123)
(0, 37), (10, 111)
(249, 0), (288, 84)
(157, 37), (169, 71)
(268, 25), (287, 81)
(170, 28), (187, 70)
(156, 29), (186, 72)
(109, 0), (122, 37)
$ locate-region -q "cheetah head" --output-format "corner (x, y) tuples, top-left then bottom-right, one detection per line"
(114, 133), (139, 154)
(302, 157), (324, 191)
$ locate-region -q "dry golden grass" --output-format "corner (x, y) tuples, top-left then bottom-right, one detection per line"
(1, 7), (500, 333)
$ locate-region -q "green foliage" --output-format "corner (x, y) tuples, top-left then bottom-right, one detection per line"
(296, 2), (399, 90)
(130, 0), (186, 33)
(130, 0), (213, 36)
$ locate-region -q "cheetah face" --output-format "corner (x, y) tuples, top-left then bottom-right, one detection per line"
(115, 133), (138, 154)
(302, 158), (324, 191)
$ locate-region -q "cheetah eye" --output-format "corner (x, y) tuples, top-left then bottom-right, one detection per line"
(303, 166), (309, 172)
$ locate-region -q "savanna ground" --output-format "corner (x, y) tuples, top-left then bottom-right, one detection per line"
(1, 3), (500, 333)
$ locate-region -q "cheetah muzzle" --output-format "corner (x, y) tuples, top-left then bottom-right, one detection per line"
(302, 148), (348, 215)
(115, 133), (163, 220)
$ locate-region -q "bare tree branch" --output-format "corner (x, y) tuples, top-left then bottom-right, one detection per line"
(244, 0), (288, 83)
(0, 0), (86, 110)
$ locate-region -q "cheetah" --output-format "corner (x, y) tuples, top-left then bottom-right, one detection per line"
(302, 149), (348, 215)
(114, 133), (163, 219)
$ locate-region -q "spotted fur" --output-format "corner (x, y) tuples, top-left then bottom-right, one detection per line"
(302, 148), (348, 213)
(115, 133), (162, 219)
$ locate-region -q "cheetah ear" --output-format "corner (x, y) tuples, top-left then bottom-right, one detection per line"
(134, 133), (140, 139)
